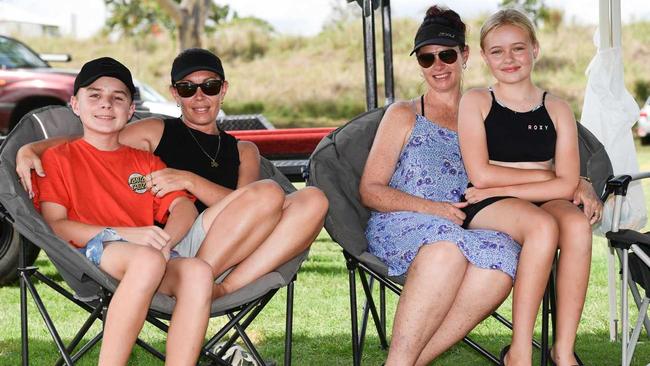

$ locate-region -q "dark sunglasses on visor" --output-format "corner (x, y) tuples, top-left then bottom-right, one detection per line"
(416, 49), (458, 68)
(173, 79), (223, 98)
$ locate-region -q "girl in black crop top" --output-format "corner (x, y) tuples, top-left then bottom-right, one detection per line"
(458, 9), (593, 366)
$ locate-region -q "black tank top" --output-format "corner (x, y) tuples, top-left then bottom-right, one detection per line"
(154, 118), (240, 212)
(484, 88), (557, 162)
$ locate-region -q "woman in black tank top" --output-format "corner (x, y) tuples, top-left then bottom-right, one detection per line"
(458, 9), (594, 365)
(142, 49), (328, 301)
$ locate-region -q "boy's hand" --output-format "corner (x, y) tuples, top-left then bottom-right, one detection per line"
(16, 145), (45, 198)
(116, 226), (170, 250)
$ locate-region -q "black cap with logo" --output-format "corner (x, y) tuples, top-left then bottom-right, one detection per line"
(74, 57), (136, 96)
(171, 48), (225, 84)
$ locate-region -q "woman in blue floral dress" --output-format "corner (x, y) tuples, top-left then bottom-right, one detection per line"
(361, 6), (602, 365)
(359, 6), (520, 365)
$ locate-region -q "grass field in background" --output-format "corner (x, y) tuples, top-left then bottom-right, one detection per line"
(1, 144), (650, 365)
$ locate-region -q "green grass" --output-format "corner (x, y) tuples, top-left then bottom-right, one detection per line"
(3, 148), (650, 365)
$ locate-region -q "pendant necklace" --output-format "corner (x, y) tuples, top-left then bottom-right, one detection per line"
(186, 126), (221, 168)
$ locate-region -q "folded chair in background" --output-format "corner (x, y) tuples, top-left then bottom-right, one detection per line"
(307, 107), (613, 365)
(605, 173), (650, 366)
(0, 105), (306, 366)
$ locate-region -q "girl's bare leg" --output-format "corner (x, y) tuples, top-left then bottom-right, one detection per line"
(97, 243), (167, 366)
(213, 187), (328, 297)
(469, 198), (558, 366)
(385, 242), (468, 366)
(157, 257), (214, 366)
(415, 265), (512, 364)
(541, 200), (592, 366)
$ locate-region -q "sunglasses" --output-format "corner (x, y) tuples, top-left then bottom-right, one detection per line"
(416, 49), (458, 68)
(173, 79), (223, 98)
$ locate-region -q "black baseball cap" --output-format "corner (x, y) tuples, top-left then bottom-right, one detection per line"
(73, 57), (136, 97)
(171, 48), (225, 84)
(410, 22), (465, 55)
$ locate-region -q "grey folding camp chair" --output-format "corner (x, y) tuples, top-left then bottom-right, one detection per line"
(0, 105), (307, 366)
(307, 107), (611, 365)
(604, 174), (650, 366)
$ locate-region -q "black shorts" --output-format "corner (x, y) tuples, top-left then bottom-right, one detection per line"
(460, 183), (545, 229)
(461, 196), (511, 229)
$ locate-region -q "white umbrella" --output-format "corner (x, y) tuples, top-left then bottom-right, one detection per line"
(580, 0), (645, 343)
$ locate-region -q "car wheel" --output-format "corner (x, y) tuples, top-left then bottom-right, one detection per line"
(0, 217), (40, 285)
(641, 135), (650, 146)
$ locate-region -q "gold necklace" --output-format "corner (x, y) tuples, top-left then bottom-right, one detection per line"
(185, 126), (221, 168)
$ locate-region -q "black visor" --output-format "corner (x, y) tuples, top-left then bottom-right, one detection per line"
(410, 23), (465, 55)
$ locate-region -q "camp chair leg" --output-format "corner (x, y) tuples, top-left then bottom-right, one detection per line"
(541, 278), (551, 366)
(347, 264), (361, 366)
(22, 269), (74, 365)
(627, 297), (650, 362)
(462, 336), (499, 365)
(359, 277), (373, 356)
(549, 269), (557, 346)
(54, 303), (103, 366)
(203, 290), (277, 365)
(626, 277), (650, 337)
(380, 283), (386, 347)
(19, 239), (30, 366)
(358, 271), (389, 350)
(608, 246), (619, 341)
(135, 337), (166, 361)
(284, 280), (295, 366)
(622, 249), (630, 366)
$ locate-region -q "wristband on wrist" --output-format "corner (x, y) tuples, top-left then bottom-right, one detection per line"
(580, 176), (592, 183)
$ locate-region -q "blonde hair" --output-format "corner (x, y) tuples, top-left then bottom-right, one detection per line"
(479, 8), (538, 50)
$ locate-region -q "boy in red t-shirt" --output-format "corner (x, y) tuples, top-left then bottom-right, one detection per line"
(33, 57), (213, 366)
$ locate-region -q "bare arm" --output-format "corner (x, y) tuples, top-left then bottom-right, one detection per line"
(458, 89), (556, 188)
(236, 141), (261, 187)
(359, 102), (468, 225)
(118, 117), (165, 152)
(148, 140), (262, 207)
(41, 201), (111, 248)
(161, 196), (198, 247)
(16, 136), (78, 194)
(462, 95), (580, 202)
(16, 118), (162, 195)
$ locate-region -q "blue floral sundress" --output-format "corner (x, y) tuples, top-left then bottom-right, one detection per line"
(365, 115), (520, 279)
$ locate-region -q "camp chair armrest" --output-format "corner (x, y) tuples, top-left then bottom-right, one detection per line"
(606, 229), (650, 250)
(605, 172), (650, 198)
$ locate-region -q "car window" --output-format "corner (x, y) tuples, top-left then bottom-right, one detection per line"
(0, 37), (49, 69)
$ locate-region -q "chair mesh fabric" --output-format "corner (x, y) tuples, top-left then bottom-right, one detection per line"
(577, 122), (613, 197)
(0, 105), (307, 315)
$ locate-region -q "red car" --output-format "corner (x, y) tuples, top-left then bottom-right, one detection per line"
(0, 35), (75, 134)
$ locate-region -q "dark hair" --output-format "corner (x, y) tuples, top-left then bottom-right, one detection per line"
(422, 5), (467, 49)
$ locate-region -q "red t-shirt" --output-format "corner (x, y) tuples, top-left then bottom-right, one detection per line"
(34, 139), (194, 247)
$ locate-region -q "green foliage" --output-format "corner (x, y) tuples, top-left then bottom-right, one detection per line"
(634, 80), (650, 106)
(104, 0), (174, 36)
(210, 20), (273, 61)
(103, 0), (231, 37)
(499, 0), (547, 25)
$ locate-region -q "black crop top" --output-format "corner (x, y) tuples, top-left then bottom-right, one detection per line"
(484, 88), (557, 162)
(154, 118), (240, 212)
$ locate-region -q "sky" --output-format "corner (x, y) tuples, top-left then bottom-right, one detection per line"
(1, 0), (649, 38)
